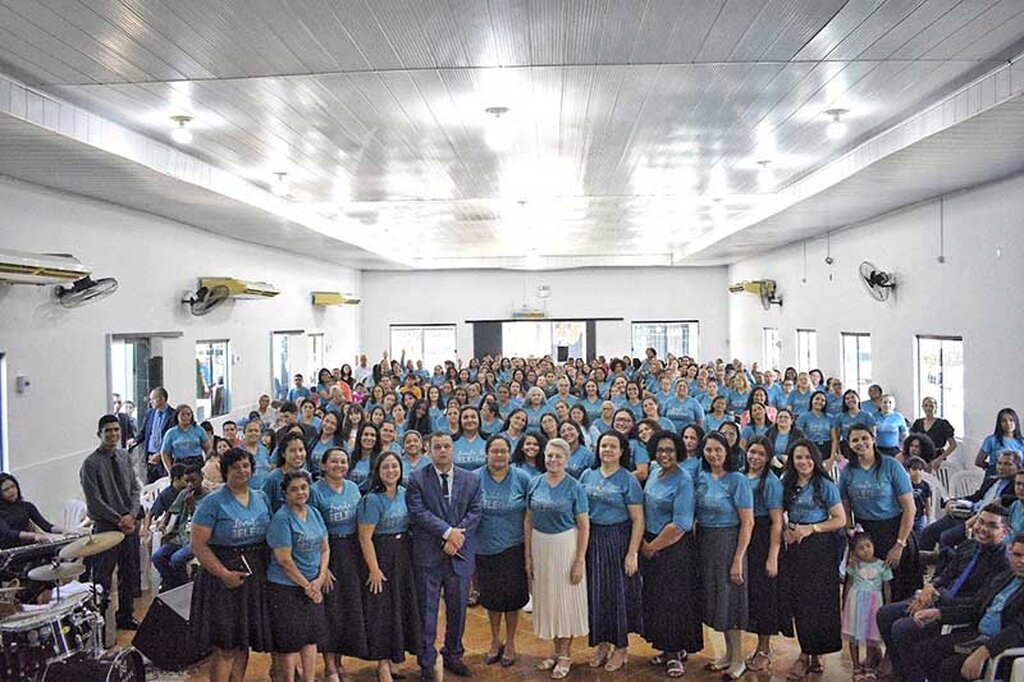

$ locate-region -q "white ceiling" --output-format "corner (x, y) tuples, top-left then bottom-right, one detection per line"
(0, 0), (1023, 269)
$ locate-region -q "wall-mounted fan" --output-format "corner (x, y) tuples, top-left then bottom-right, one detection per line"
(858, 261), (897, 302)
(55, 276), (119, 308)
(728, 280), (782, 311)
(183, 285), (230, 316)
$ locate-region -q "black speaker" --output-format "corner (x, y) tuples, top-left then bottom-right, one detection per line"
(132, 582), (208, 670)
(556, 345), (569, 362)
(147, 356), (163, 392)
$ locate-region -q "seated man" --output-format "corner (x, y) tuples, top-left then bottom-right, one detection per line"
(920, 451), (1019, 552)
(908, 531), (1024, 682)
(878, 503), (1010, 679)
(151, 465), (205, 591)
(141, 463), (186, 536)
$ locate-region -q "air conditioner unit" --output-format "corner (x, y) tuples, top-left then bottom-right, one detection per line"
(198, 278), (279, 299)
(729, 279), (782, 310)
(0, 249), (91, 285)
(512, 309), (548, 320)
(311, 291), (361, 306)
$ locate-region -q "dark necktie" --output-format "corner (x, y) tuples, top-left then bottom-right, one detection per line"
(440, 472), (450, 499)
(947, 549), (981, 599)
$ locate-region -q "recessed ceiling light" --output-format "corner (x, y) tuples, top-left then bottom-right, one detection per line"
(484, 106), (513, 152)
(270, 172), (289, 197)
(756, 160), (775, 190)
(170, 115), (193, 144)
(825, 108), (849, 140)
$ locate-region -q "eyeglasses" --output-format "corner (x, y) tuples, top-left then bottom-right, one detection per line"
(655, 447), (676, 454)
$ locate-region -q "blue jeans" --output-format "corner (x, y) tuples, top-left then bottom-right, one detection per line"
(152, 542), (193, 590)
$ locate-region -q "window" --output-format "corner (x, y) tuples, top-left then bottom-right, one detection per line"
(631, 321), (700, 360)
(841, 333), (872, 397)
(502, 321), (587, 360)
(390, 325), (457, 369)
(916, 336), (965, 435)
(762, 327), (781, 370)
(110, 337), (151, 416)
(196, 340), (230, 419)
(308, 333), (325, 376)
(0, 353), (7, 471)
(795, 329), (817, 372)
(271, 331), (304, 401)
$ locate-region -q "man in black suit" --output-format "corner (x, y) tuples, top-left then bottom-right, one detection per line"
(908, 532), (1024, 681)
(136, 387), (174, 483)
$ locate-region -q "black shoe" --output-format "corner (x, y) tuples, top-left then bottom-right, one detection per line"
(116, 617), (140, 630)
(443, 658), (472, 677)
(419, 666), (433, 681)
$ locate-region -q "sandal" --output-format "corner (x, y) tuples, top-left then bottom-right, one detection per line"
(650, 653), (667, 666)
(605, 650), (627, 672)
(484, 644), (504, 665)
(705, 660), (731, 672)
(808, 657), (824, 674)
(747, 650), (773, 672)
(590, 644), (611, 668)
(551, 656), (572, 680)
(536, 658), (557, 672)
(786, 656), (810, 680)
(666, 658), (686, 678)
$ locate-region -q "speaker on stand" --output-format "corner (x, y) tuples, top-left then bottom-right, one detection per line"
(131, 582), (208, 670)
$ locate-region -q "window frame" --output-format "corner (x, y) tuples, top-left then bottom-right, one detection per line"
(762, 327), (780, 371)
(840, 332), (872, 397)
(271, 330), (305, 402)
(308, 332), (325, 377)
(630, 320), (701, 361)
(195, 338), (231, 419)
(915, 335), (965, 435)
(389, 324), (458, 369)
(795, 328), (818, 373)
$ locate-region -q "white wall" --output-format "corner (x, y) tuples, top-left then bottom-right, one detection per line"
(0, 178), (360, 520)
(728, 172), (1024, 461)
(360, 267), (730, 361)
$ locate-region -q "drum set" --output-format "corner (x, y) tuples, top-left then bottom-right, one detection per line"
(0, 532), (144, 681)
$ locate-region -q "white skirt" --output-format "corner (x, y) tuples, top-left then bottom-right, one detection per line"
(530, 528), (589, 640)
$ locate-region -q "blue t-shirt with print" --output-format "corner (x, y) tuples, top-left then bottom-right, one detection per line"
(797, 412), (834, 444)
(875, 412), (908, 449)
(452, 434), (487, 471)
(579, 467), (643, 526)
(835, 411), (876, 441)
(566, 446), (595, 479)
(748, 471), (784, 518)
(160, 425), (209, 461)
(693, 469), (753, 528)
(192, 485), (272, 547)
(357, 488), (410, 535)
(475, 467), (532, 555)
(839, 455), (913, 521)
(267, 505), (327, 585)
(310, 478), (361, 537)
(786, 477), (841, 524)
(644, 465), (694, 535)
(663, 396), (705, 431)
(526, 476), (589, 534)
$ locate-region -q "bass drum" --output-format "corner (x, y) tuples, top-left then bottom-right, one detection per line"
(41, 648), (144, 682)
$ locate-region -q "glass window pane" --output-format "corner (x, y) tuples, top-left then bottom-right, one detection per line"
(272, 332), (302, 401)
(917, 337), (965, 436)
(196, 340), (229, 419)
(422, 327), (457, 368)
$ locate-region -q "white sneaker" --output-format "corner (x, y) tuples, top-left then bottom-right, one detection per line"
(523, 596), (533, 613)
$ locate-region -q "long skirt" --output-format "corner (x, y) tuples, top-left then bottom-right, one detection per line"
(779, 532), (842, 655)
(586, 521), (643, 647)
(698, 525), (748, 631)
(267, 582), (327, 653)
(641, 532), (703, 654)
(323, 535), (370, 657)
(860, 516), (922, 602)
(477, 543), (529, 613)
(189, 543), (273, 652)
(531, 528), (589, 640)
(361, 533), (422, 662)
(745, 515), (780, 636)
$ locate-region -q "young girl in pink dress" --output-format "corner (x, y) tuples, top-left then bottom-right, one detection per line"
(842, 529), (892, 680)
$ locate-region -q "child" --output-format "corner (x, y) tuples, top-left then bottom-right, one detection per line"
(842, 529), (892, 680)
(907, 457), (933, 538)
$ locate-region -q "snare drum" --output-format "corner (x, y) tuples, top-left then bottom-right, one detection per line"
(41, 647), (145, 682)
(0, 593), (94, 681)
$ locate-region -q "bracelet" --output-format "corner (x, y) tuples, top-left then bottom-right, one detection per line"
(811, 523), (821, 534)
(895, 538), (907, 548)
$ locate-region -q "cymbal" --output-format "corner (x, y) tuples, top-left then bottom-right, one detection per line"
(27, 562), (86, 582)
(58, 531), (125, 560)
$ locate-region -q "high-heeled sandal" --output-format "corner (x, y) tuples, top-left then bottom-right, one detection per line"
(786, 656), (810, 680)
(589, 644), (611, 668)
(536, 658), (557, 671)
(551, 656), (572, 680)
(605, 650), (627, 672)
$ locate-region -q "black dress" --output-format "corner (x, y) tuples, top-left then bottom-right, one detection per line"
(910, 418), (955, 457)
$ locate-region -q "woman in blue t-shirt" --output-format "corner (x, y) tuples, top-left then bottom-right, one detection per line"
(694, 431), (753, 680)
(975, 408), (1024, 477)
(453, 405), (488, 471)
(357, 452), (421, 679)
(266, 470), (329, 679)
(160, 404), (211, 475)
(834, 390), (876, 460)
(525, 437), (590, 680)
(190, 447), (274, 680)
(840, 424), (920, 602)
(559, 421), (594, 480)
(511, 432), (548, 478)
(743, 436), (784, 672)
(796, 392), (837, 465)
(611, 408), (650, 483)
(740, 403), (772, 449)
(778, 440), (846, 680)
(579, 381), (604, 422)
(705, 396), (733, 433)
(309, 411), (344, 477)
(874, 395), (909, 457)
(347, 424), (382, 490)
(261, 432), (309, 512)
(579, 431), (644, 671)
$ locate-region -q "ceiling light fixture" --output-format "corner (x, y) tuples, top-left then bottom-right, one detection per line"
(825, 108), (849, 140)
(756, 160), (775, 191)
(170, 115), (193, 144)
(484, 106), (513, 152)
(270, 172), (289, 197)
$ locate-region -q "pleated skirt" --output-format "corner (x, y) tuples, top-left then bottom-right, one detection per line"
(586, 521), (643, 647)
(745, 515), (780, 636)
(477, 543), (530, 613)
(779, 532), (842, 655)
(361, 533), (422, 662)
(267, 582), (327, 653)
(641, 532), (703, 654)
(323, 535), (369, 657)
(859, 516), (922, 602)
(531, 528), (589, 640)
(189, 543), (273, 652)
(698, 525), (748, 631)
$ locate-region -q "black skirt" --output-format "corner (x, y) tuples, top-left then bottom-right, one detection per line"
(640, 532), (703, 654)
(267, 582), (328, 653)
(477, 543), (529, 613)
(698, 525), (748, 631)
(361, 533), (422, 662)
(746, 515), (780, 636)
(323, 535), (370, 657)
(586, 521), (643, 647)
(859, 516), (922, 602)
(189, 543), (273, 652)
(779, 532), (841, 655)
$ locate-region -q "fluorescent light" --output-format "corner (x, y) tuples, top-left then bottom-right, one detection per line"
(170, 115), (193, 144)
(825, 108), (849, 140)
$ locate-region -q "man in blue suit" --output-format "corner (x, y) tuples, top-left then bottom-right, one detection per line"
(407, 433), (482, 680)
(136, 387), (175, 483)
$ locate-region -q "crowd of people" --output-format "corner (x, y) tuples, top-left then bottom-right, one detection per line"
(5, 350), (1024, 682)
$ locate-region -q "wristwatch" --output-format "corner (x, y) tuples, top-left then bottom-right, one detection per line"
(895, 537), (908, 548)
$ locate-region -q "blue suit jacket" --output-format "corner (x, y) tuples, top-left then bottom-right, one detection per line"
(138, 405), (175, 453)
(407, 465), (482, 577)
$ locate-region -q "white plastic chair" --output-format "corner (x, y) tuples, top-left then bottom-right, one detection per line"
(919, 470), (948, 521)
(140, 476), (169, 511)
(62, 499), (91, 531)
(935, 462), (956, 493)
(984, 645), (1024, 681)
(949, 469), (985, 499)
